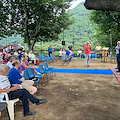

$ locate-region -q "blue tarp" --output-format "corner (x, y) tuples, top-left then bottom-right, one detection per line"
(35, 68), (113, 75)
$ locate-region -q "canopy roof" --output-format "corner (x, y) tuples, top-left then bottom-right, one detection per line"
(0, 45), (4, 50)
(5, 44), (23, 50)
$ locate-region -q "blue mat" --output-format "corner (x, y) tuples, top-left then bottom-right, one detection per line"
(35, 68), (113, 75)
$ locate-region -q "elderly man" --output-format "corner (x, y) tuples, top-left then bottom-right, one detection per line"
(28, 50), (36, 65)
(115, 41), (120, 70)
(84, 41), (91, 67)
(8, 60), (37, 95)
(0, 64), (46, 117)
(95, 44), (102, 51)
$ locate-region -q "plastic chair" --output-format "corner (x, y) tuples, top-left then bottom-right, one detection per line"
(25, 69), (41, 89)
(50, 54), (56, 59)
(27, 67), (42, 78)
(0, 102), (7, 117)
(62, 55), (69, 65)
(1, 93), (19, 120)
(44, 62), (55, 76)
(38, 64), (51, 82)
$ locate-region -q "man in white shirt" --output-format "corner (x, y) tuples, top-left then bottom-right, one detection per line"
(0, 64), (46, 117)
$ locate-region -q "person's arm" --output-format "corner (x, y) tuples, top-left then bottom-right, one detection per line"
(0, 84), (20, 93)
(21, 61), (28, 69)
(84, 46), (88, 50)
(19, 77), (25, 82)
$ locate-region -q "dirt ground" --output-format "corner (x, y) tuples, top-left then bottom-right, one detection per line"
(1, 58), (120, 120)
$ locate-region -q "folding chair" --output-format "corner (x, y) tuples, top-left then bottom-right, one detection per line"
(44, 62), (55, 76)
(1, 93), (19, 120)
(38, 64), (51, 83)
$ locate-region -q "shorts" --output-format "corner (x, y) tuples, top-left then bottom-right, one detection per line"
(21, 80), (34, 92)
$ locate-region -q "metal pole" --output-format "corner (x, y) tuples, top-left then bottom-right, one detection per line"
(73, 27), (74, 50)
(110, 29), (112, 55)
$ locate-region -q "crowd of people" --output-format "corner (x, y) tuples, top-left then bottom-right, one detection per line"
(0, 49), (47, 117)
(58, 44), (73, 61)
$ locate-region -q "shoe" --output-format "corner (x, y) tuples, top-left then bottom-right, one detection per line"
(87, 65), (89, 67)
(116, 70), (120, 72)
(36, 98), (46, 105)
(24, 111), (36, 117)
(115, 67), (119, 69)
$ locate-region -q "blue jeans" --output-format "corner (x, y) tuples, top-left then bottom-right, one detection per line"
(116, 54), (119, 68)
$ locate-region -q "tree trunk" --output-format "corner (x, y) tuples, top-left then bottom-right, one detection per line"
(25, 2), (31, 51)
(84, 0), (120, 12)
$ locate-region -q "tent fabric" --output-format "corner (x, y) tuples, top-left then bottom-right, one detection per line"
(0, 45), (4, 50)
(4, 44), (23, 50)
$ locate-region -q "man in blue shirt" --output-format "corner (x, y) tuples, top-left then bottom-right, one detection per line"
(48, 45), (52, 57)
(66, 49), (70, 59)
(0, 64), (46, 117)
(115, 41), (120, 70)
(8, 60), (37, 95)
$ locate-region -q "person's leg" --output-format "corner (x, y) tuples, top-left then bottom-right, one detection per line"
(87, 54), (90, 66)
(24, 80), (34, 86)
(80, 53), (82, 58)
(84, 54), (87, 66)
(21, 82), (37, 95)
(116, 54), (119, 68)
(8, 89), (39, 116)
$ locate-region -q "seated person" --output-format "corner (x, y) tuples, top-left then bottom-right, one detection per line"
(20, 55), (39, 75)
(14, 50), (19, 59)
(62, 48), (66, 58)
(7, 56), (14, 69)
(0, 64), (46, 117)
(3, 55), (8, 64)
(8, 60), (37, 95)
(77, 49), (82, 58)
(95, 44), (102, 52)
(66, 49), (70, 59)
(69, 50), (73, 61)
(59, 49), (63, 57)
(28, 50), (37, 65)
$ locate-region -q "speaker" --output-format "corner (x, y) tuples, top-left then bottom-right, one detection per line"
(62, 41), (65, 45)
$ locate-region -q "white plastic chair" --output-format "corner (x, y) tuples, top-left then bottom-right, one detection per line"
(1, 92), (19, 120)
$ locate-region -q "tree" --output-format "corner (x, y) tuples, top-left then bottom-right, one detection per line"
(84, 0), (120, 12)
(4, 0), (73, 50)
(0, 1), (13, 39)
(89, 10), (120, 50)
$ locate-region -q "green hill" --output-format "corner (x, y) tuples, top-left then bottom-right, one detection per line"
(0, 2), (96, 51)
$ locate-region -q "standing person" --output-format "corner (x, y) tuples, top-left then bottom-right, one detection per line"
(68, 44), (72, 50)
(48, 45), (52, 57)
(115, 41), (120, 70)
(0, 64), (46, 117)
(84, 41), (91, 67)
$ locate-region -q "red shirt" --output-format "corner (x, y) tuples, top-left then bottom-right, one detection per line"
(84, 45), (91, 54)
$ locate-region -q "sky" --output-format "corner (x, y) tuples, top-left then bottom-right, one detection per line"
(69, 0), (85, 9)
